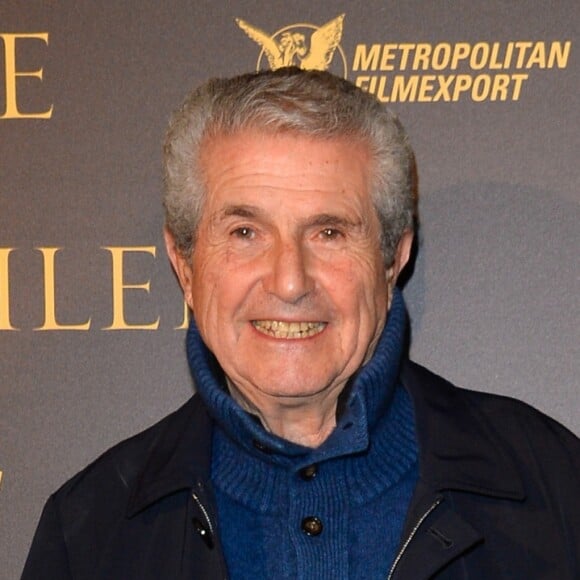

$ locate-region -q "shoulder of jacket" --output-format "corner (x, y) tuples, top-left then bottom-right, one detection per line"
(50, 395), (202, 508)
(404, 359), (579, 460)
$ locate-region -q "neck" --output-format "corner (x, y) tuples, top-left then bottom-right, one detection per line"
(227, 378), (341, 447)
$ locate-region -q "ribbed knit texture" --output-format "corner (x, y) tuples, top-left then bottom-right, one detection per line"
(187, 289), (418, 579)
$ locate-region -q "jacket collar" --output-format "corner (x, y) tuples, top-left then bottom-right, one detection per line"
(401, 360), (525, 500)
(126, 396), (213, 517)
(126, 358), (525, 517)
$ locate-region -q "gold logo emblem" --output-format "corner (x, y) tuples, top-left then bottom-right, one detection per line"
(236, 14), (347, 78)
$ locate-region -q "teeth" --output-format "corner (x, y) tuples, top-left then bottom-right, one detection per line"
(252, 320), (326, 339)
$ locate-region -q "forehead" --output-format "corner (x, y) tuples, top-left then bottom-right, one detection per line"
(199, 130), (375, 214)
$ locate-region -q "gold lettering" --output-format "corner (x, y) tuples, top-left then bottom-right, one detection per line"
(432, 75), (455, 101)
(431, 43), (451, 70)
(490, 74), (510, 101)
(488, 43), (503, 70)
(548, 41), (571, 68)
(352, 44), (380, 71)
(354, 75), (372, 92)
(417, 75), (435, 101)
(102, 246), (160, 330)
(375, 76), (389, 102)
(379, 44), (398, 71)
(509, 73), (528, 101)
(503, 42), (514, 68)
(35, 248), (91, 331)
(526, 42), (546, 69)
(452, 75), (472, 101)
(397, 44), (415, 70)
(514, 41), (533, 68)
(0, 248), (18, 330)
(0, 33), (53, 119)
(351, 40), (568, 84)
(412, 43), (431, 71)
(472, 74), (492, 101)
(450, 43), (470, 69)
(470, 42), (490, 70)
(391, 75), (418, 102)
(176, 298), (190, 330)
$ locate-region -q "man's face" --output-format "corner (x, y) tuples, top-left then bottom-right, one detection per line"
(167, 131), (409, 410)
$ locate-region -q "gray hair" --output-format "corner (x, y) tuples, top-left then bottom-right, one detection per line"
(163, 67), (417, 264)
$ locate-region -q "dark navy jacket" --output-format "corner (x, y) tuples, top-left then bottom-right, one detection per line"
(22, 362), (580, 579)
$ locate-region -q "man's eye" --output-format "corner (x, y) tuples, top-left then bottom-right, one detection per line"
(320, 228), (342, 240)
(231, 227), (254, 239)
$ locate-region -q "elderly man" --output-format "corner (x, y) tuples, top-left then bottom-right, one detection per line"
(23, 68), (579, 579)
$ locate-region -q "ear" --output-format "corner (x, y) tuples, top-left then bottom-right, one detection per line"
(386, 230), (414, 299)
(164, 227), (195, 310)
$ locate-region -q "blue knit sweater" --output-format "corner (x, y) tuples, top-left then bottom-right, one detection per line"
(187, 289), (418, 579)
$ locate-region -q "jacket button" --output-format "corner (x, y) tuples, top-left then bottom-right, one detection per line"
(301, 516), (323, 536)
(299, 464), (318, 480)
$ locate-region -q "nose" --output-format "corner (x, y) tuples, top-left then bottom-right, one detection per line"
(262, 238), (314, 304)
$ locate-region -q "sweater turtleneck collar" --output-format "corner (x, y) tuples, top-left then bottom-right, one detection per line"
(186, 288), (409, 467)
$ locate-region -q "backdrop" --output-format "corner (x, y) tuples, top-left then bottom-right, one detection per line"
(1, 2), (578, 577)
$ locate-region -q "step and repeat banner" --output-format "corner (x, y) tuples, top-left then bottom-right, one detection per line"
(1, 2), (578, 577)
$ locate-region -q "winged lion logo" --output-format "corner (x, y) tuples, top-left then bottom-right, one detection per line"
(236, 14), (347, 77)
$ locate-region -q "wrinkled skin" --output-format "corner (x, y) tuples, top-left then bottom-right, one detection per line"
(166, 131), (412, 445)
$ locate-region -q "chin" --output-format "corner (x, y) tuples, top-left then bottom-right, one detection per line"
(257, 374), (341, 400)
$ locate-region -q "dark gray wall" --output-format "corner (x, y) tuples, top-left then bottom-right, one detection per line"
(1, 2), (578, 577)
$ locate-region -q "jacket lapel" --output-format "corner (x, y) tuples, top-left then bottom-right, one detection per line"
(390, 362), (527, 578)
(126, 395), (213, 518)
(123, 396), (227, 578)
(401, 360), (525, 500)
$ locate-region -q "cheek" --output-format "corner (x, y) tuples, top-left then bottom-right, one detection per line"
(329, 257), (386, 315)
(190, 255), (255, 339)
(189, 254), (223, 333)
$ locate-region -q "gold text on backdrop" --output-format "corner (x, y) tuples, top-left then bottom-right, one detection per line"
(0, 33), (53, 119)
(0, 247), (189, 331)
(352, 40), (570, 102)
(235, 16), (572, 102)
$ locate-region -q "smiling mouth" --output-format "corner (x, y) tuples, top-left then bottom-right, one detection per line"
(252, 320), (326, 339)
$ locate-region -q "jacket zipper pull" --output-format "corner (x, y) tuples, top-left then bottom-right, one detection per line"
(192, 489), (215, 550)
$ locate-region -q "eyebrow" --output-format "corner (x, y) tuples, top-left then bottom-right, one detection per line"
(211, 204), (265, 223)
(213, 205), (363, 230)
(304, 213), (363, 230)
